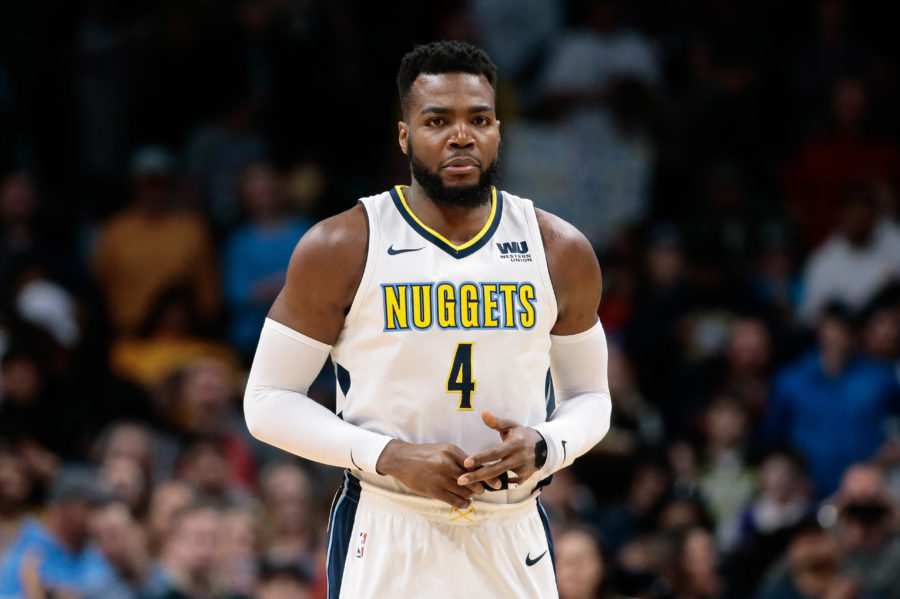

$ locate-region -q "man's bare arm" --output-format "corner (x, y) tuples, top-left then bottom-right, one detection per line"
(537, 208), (603, 334)
(267, 204), (369, 344)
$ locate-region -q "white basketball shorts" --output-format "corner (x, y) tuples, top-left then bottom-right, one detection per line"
(325, 473), (559, 598)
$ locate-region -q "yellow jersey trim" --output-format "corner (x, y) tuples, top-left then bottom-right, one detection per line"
(394, 185), (498, 251)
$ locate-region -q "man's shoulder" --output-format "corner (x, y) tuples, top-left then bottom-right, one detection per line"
(299, 203), (368, 254)
(533, 207), (595, 258)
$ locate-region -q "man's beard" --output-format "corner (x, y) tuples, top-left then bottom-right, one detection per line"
(409, 142), (499, 208)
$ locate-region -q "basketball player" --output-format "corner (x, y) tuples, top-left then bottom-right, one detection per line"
(244, 41), (612, 598)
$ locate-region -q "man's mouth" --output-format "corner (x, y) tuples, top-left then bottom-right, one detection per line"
(441, 156), (480, 174)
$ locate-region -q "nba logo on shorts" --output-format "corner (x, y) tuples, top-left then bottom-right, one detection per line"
(356, 532), (367, 558)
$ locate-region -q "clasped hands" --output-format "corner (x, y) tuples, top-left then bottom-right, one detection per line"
(375, 410), (542, 509)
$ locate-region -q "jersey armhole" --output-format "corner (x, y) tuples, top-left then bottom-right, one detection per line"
(342, 198), (380, 329)
(523, 199), (559, 323)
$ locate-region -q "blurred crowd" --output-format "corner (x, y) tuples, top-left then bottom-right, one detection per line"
(2, 0), (900, 598)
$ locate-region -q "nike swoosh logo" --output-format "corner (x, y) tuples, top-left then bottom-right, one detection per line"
(350, 450), (363, 472)
(561, 440), (568, 462)
(387, 245), (424, 255)
(525, 550), (547, 567)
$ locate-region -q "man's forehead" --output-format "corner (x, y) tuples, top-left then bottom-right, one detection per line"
(409, 72), (495, 111)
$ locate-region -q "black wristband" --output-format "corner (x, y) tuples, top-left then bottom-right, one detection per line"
(533, 431), (548, 469)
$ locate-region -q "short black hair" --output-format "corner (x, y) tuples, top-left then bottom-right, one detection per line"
(396, 41), (498, 117)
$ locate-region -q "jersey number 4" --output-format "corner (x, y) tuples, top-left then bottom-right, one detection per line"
(447, 343), (476, 410)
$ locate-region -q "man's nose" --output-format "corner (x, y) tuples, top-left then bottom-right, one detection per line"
(449, 123), (475, 148)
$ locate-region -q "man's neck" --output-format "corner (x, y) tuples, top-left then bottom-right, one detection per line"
(404, 182), (493, 246)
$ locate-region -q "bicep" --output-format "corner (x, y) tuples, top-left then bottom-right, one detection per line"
(552, 257), (602, 335)
(539, 211), (603, 336)
(267, 209), (367, 345)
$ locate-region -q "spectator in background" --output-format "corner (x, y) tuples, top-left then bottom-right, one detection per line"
(732, 451), (815, 594)
(654, 489), (714, 537)
(799, 183), (900, 324)
(718, 316), (774, 422)
(588, 345), (664, 505)
(89, 500), (152, 599)
(223, 162), (312, 359)
(93, 146), (221, 338)
(540, 469), (604, 535)
(176, 438), (250, 509)
(750, 224), (803, 323)
(765, 302), (900, 497)
(664, 525), (725, 599)
(186, 95), (266, 228)
(0, 172), (39, 290)
(99, 455), (149, 520)
(216, 505), (262, 597)
(171, 358), (255, 490)
(144, 502), (246, 599)
(755, 522), (867, 599)
(615, 533), (672, 599)
(110, 287), (240, 390)
(12, 259), (82, 351)
(829, 463), (900, 599)
(555, 526), (620, 599)
(785, 0), (879, 139)
(94, 421), (166, 496)
(0, 467), (115, 597)
(598, 458), (672, 555)
(0, 451), (31, 557)
(502, 0), (660, 248)
(698, 395), (755, 550)
(785, 76), (900, 248)
(254, 557), (314, 599)
(625, 225), (694, 426)
(858, 286), (900, 363)
(258, 463), (317, 567)
(0, 172), (80, 293)
(0, 346), (66, 484)
(688, 163), (766, 274)
(145, 482), (196, 560)
(470, 0), (562, 97)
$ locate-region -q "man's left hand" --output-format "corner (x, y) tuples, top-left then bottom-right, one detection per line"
(457, 410), (542, 488)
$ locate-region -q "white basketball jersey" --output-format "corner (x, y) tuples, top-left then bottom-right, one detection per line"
(331, 186), (558, 503)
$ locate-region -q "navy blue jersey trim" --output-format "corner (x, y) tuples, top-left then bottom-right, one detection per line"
(544, 368), (555, 418)
(537, 498), (557, 581)
(336, 362), (351, 397)
(389, 187), (503, 259)
(326, 473), (361, 599)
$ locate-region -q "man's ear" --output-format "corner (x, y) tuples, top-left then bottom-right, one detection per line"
(398, 121), (409, 155)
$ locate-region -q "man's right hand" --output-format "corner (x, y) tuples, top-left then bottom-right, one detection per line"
(375, 440), (484, 509)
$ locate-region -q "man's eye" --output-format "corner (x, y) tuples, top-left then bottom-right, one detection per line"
(427, 118), (445, 126)
(473, 116), (490, 126)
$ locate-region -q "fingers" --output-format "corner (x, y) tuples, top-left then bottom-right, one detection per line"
(440, 486), (473, 510)
(507, 468), (537, 486)
(466, 483), (485, 495)
(481, 409), (500, 430)
(464, 443), (509, 469)
(484, 477), (503, 490)
(459, 457), (528, 485)
(481, 410), (519, 432)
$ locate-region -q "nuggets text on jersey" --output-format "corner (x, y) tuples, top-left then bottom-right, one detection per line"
(381, 281), (537, 331)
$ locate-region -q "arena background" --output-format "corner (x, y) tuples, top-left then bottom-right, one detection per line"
(2, 1), (900, 598)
